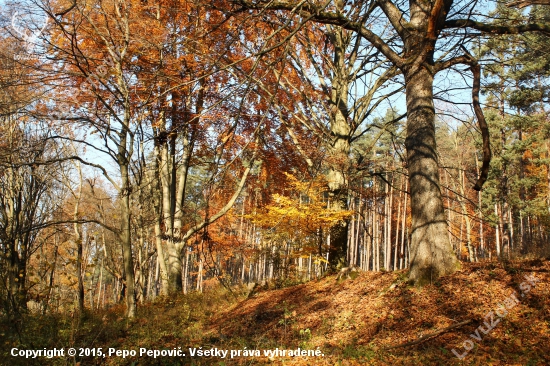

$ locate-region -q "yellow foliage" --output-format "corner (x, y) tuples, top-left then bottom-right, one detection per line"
(245, 173), (352, 245)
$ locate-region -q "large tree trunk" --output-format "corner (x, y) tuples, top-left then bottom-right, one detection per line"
(157, 128), (184, 293)
(327, 184), (349, 268)
(404, 65), (460, 285)
(149, 152), (170, 296)
(326, 26), (351, 269)
(326, 101), (350, 269)
(167, 246), (183, 293)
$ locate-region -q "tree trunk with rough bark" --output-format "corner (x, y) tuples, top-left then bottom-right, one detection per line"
(326, 26), (351, 269)
(119, 153), (136, 317)
(404, 64), (459, 285)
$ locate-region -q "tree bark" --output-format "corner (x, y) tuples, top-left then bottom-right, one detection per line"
(404, 65), (459, 285)
(73, 162), (85, 313)
(326, 26), (351, 269)
(400, 179), (408, 270)
(119, 162), (136, 318)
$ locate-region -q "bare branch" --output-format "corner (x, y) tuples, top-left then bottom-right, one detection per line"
(460, 47), (491, 191)
(377, 0), (407, 37)
(234, 0), (404, 67)
(179, 158), (256, 249)
(445, 19), (550, 35)
(507, 0), (550, 9)
(435, 48), (492, 191)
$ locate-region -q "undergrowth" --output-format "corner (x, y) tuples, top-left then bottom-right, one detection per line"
(1, 286), (243, 366)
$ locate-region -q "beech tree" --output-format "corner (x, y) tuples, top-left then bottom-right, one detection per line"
(229, 10), (404, 268)
(44, 0), (149, 317)
(0, 33), (62, 315)
(278, 20), (401, 268)
(0, 119), (59, 315)
(4, 0), (549, 320)
(133, 0), (262, 294)
(232, 0), (550, 284)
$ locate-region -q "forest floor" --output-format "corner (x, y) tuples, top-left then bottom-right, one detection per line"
(2, 258), (550, 366)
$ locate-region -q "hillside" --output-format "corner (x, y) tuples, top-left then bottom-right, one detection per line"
(2, 259), (550, 365)
(209, 259), (550, 365)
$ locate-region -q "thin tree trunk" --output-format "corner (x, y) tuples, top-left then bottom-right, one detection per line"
(459, 170), (474, 262)
(120, 165), (136, 318)
(475, 155), (484, 258)
(183, 248), (190, 295)
(387, 177), (393, 270)
(384, 179), (390, 270)
(400, 179), (408, 270)
(96, 260), (103, 310)
(508, 207), (514, 255)
(197, 258), (203, 292)
(495, 203), (501, 258)
(43, 235), (59, 314)
(444, 170), (453, 250)
(73, 162), (84, 313)
(372, 187), (378, 271)
(394, 179), (403, 271)
(354, 197), (361, 267)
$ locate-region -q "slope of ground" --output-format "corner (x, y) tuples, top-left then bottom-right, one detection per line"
(206, 259), (550, 365)
(2, 259), (549, 365)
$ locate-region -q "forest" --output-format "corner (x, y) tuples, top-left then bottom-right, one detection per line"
(1, 0), (550, 364)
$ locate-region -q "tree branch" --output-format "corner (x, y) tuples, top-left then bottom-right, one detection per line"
(233, 0), (404, 67)
(178, 136), (259, 250)
(377, 0), (407, 37)
(445, 19), (550, 35)
(507, 0), (550, 9)
(460, 47), (491, 191)
(42, 155), (121, 192)
(434, 49), (491, 191)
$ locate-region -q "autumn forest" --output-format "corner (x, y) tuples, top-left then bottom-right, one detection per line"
(1, 0), (550, 364)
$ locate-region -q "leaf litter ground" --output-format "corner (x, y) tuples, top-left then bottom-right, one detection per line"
(2, 259), (549, 366)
